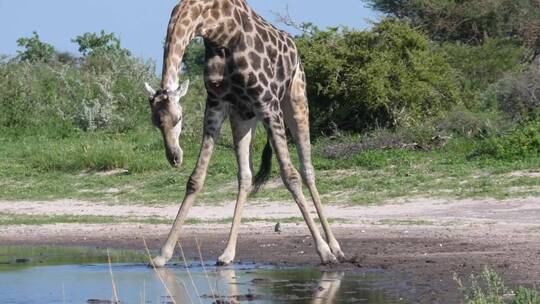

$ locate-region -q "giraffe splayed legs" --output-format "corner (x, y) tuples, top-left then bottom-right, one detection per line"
(145, 0), (345, 267)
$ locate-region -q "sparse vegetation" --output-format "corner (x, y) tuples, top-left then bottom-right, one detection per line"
(455, 267), (540, 304)
(0, 213), (349, 227)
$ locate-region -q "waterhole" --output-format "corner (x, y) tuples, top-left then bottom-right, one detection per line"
(0, 247), (403, 303)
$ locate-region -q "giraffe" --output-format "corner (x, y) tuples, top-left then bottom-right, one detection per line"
(144, 0), (345, 267)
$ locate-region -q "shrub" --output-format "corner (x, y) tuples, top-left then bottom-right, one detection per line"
(454, 267), (507, 304)
(513, 287), (540, 304)
(469, 117), (540, 160)
(436, 107), (507, 139)
(488, 58), (540, 121)
(438, 38), (527, 105)
(296, 19), (461, 134)
(454, 267), (540, 304)
(0, 31), (215, 136)
(0, 46), (157, 133)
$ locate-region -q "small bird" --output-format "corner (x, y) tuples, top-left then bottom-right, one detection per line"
(274, 222), (282, 233)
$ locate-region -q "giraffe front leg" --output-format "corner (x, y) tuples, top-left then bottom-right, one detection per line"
(151, 104), (226, 268)
(217, 116), (256, 266)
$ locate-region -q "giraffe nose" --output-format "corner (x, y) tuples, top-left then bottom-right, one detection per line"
(166, 147), (183, 168)
(171, 156), (181, 167)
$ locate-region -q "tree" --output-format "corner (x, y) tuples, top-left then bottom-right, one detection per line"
(16, 31), (55, 63)
(365, 0), (540, 56)
(72, 30), (130, 57)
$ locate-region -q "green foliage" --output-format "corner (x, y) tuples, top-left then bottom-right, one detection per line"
(0, 246), (147, 269)
(470, 118), (540, 160)
(296, 19), (461, 133)
(184, 38), (206, 76)
(0, 37), (157, 132)
(16, 32), (56, 63)
(439, 38), (527, 103)
(365, 0), (540, 55)
(487, 59), (540, 122)
(72, 31), (136, 74)
(436, 107), (508, 139)
(454, 267), (540, 304)
(455, 267), (507, 304)
(72, 30), (130, 57)
(514, 287), (540, 304)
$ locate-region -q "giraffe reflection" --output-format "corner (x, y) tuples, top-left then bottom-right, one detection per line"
(312, 272), (345, 304)
(154, 266), (344, 303)
(152, 268), (191, 304)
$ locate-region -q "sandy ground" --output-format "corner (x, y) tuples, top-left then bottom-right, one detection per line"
(1, 197), (540, 303)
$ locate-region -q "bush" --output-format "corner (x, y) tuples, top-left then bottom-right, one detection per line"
(454, 267), (540, 304)
(438, 38), (527, 105)
(0, 54), (156, 133)
(469, 118), (540, 160)
(488, 58), (540, 121)
(296, 19), (461, 134)
(0, 33), (158, 133)
(436, 107), (507, 139)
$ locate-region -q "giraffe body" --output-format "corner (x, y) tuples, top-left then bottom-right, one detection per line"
(145, 0), (345, 266)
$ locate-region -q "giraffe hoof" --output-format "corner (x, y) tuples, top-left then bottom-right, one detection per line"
(216, 256), (234, 266)
(216, 251), (235, 266)
(331, 248), (347, 262)
(215, 260), (230, 266)
(149, 256), (168, 268)
(320, 252), (338, 265)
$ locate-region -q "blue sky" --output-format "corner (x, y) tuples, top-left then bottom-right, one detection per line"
(0, 0), (379, 63)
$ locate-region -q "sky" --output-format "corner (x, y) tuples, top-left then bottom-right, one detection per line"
(0, 0), (379, 64)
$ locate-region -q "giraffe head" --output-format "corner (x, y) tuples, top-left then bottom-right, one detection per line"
(144, 80), (190, 168)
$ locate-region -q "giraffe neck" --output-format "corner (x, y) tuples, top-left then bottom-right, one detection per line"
(161, 1), (206, 91)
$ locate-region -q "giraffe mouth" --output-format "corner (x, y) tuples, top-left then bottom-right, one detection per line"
(165, 146), (183, 168)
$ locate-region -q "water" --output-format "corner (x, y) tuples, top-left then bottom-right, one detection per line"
(0, 262), (401, 303)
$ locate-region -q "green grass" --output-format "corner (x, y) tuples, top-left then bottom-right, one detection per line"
(1, 127), (539, 206)
(377, 219), (435, 226)
(0, 212), (350, 226)
(0, 246), (148, 271)
(0, 212), (172, 226)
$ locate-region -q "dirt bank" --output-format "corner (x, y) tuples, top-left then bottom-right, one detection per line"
(1, 197), (540, 303)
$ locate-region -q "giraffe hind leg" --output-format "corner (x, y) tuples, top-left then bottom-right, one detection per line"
(283, 68), (346, 261)
(262, 105), (337, 265)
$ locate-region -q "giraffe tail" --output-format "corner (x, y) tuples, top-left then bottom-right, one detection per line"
(252, 136), (273, 193)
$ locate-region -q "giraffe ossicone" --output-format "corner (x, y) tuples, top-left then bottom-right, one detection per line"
(146, 0), (346, 267)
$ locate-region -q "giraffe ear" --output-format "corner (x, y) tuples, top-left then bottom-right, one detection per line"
(144, 82), (156, 97)
(173, 80), (190, 98)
